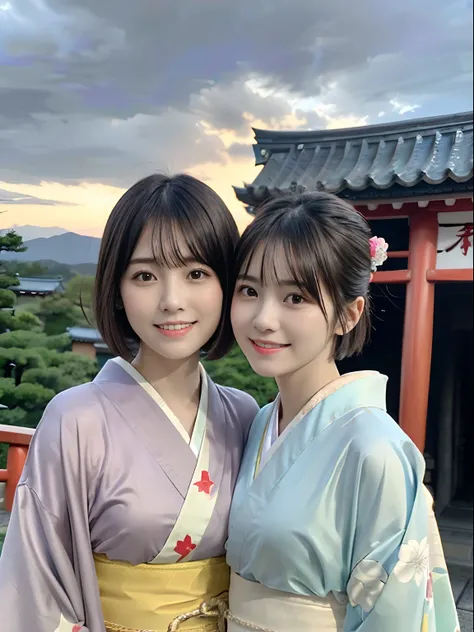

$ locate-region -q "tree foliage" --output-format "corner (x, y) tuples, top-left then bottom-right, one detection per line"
(65, 275), (95, 309)
(10, 311), (42, 331)
(0, 274), (18, 290)
(34, 295), (82, 335)
(1, 261), (48, 278)
(46, 333), (74, 352)
(0, 233), (101, 466)
(0, 288), (15, 309)
(12, 382), (56, 412)
(1, 260), (96, 283)
(0, 406), (27, 427)
(0, 230), (25, 332)
(0, 231), (27, 256)
(0, 330), (47, 349)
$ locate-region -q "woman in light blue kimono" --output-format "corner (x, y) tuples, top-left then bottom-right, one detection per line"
(225, 192), (459, 631)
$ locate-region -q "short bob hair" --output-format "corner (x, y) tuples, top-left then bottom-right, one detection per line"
(94, 173), (240, 361)
(234, 191), (373, 361)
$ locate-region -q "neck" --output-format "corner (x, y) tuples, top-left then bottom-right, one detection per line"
(131, 344), (201, 407)
(276, 354), (340, 433)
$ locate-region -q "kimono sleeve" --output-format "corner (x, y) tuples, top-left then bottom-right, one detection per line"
(0, 390), (105, 632)
(343, 441), (459, 632)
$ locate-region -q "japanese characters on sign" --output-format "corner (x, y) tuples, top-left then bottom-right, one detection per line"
(436, 211), (473, 269)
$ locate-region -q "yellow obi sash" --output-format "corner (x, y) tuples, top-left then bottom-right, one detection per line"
(94, 553), (230, 632)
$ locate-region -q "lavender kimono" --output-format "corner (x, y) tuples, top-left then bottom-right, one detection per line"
(0, 358), (258, 631)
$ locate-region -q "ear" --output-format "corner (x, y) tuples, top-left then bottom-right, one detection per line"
(334, 296), (365, 336)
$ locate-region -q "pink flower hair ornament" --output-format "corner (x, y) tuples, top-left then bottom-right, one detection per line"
(369, 236), (389, 272)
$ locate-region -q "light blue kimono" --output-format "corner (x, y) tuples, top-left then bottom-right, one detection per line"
(226, 372), (459, 631)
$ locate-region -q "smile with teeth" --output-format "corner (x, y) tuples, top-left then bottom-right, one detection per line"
(157, 323), (195, 330)
(154, 321), (197, 337)
(250, 339), (290, 355)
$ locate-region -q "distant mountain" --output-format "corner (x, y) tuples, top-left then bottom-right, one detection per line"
(0, 225), (68, 241)
(5, 232), (101, 265)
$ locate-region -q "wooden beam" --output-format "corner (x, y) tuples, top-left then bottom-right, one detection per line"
(356, 197), (473, 219)
(388, 250), (410, 259)
(371, 270), (411, 284)
(4, 446), (29, 511)
(356, 205), (412, 219)
(0, 424), (34, 446)
(0, 425), (34, 511)
(426, 268), (473, 282)
(399, 212), (438, 451)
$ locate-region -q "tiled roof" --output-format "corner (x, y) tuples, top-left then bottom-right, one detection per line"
(10, 276), (64, 293)
(67, 327), (103, 344)
(234, 111), (473, 206)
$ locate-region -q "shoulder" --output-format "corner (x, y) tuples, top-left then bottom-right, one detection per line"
(344, 407), (425, 481)
(20, 382), (108, 513)
(46, 380), (102, 412)
(215, 384), (259, 436)
(35, 381), (105, 438)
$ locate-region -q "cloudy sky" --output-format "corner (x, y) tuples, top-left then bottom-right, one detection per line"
(0, 0), (472, 236)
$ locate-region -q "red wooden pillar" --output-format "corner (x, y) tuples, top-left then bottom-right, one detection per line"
(5, 445), (29, 512)
(399, 211), (439, 451)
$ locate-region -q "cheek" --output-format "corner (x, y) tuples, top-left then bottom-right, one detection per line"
(120, 281), (136, 313)
(291, 309), (329, 340)
(120, 283), (154, 322)
(230, 300), (249, 334)
(198, 280), (223, 314)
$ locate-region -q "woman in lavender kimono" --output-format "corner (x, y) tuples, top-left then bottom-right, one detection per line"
(225, 192), (459, 631)
(0, 174), (258, 632)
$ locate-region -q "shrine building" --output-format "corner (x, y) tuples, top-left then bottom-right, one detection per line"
(8, 275), (65, 305)
(234, 111), (473, 566)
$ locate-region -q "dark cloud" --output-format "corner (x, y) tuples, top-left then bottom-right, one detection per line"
(227, 143), (255, 159)
(0, 0), (471, 186)
(0, 110), (227, 187)
(190, 81), (293, 133)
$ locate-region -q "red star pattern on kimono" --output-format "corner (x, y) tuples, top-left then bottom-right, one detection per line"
(174, 534), (196, 561)
(194, 470), (214, 494)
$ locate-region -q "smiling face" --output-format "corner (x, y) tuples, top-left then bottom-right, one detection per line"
(120, 224), (223, 362)
(231, 244), (339, 380)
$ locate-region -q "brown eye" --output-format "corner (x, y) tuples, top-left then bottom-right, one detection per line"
(134, 272), (154, 282)
(239, 286), (258, 298)
(287, 294), (304, 305)
(189, 270), (206, 280)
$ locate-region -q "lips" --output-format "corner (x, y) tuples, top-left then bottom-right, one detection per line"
(156, 322), (196, 331)
(154, 321), (197, 338)
(250, 338), (290, 355)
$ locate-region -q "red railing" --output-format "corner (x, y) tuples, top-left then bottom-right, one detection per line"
(0, 424), (34, 512)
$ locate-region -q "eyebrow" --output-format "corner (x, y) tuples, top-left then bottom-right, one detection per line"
(237, 273), (299, 287)
(128, 256), (202, 266)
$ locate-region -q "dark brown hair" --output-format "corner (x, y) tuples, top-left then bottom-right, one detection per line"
(235, 191), (373, 360)
(94, 173), (240, 361)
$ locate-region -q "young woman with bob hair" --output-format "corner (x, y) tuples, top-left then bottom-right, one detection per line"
(0, 173), (258, 632)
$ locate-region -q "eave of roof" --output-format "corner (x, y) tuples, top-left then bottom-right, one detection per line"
(251, 111), (473, 150)
(67, 327), (103, 344)
(10, 276), (64, 293)
(234, 111), (473, 204)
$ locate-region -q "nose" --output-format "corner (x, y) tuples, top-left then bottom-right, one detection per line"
(252, 300), (278, 333)
(158, 279), (184, 313)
